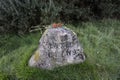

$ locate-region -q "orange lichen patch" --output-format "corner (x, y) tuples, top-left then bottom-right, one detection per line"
(57, 23), (63, 27)
(34, 50), (40, 62)
(52, 23), (57, 28)
(52, 23), (63, 28)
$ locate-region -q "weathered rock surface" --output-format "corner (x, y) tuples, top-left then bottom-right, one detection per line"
(29, 26), (85, 69)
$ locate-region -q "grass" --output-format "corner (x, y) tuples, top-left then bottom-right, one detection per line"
(0, 19), (120, 80)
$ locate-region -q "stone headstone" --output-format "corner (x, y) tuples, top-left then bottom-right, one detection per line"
(29, 26), (85, 70)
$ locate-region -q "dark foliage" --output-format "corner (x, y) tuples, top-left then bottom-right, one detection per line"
(0, 0), (120, 34)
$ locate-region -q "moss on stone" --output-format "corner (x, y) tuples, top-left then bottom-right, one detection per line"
(34, 50), (40, 62)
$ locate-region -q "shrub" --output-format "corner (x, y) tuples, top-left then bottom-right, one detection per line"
(0, 0), (60, 34)
(0, 0), (119, 34)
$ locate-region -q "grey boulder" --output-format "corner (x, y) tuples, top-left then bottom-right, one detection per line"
(29, 26), (85, 70)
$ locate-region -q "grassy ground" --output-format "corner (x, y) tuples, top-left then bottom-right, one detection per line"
(0, 19), (120, 80)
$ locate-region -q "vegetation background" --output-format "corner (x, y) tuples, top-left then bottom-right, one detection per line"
(0, 0), (120, 80)
(0, 0), (120, 34)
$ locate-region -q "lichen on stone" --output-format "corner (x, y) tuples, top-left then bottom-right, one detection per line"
(34, 50), (40, 62)
(42, 29), (48, 37)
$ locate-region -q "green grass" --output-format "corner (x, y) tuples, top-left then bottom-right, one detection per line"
(0, 19), (120, 80)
